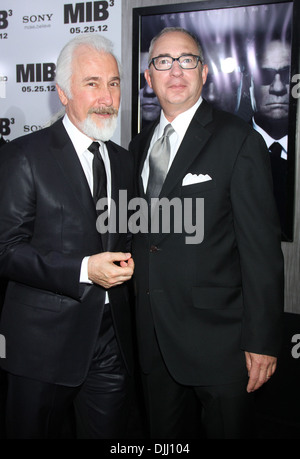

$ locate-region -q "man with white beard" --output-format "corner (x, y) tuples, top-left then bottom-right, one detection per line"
(0, 34), (135, 439)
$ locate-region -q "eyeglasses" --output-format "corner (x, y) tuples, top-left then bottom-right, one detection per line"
(260, 66), (290, 85)
(149, 54), (202, 71)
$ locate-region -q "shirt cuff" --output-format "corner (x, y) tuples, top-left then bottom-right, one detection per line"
(80, 256), (92, 284)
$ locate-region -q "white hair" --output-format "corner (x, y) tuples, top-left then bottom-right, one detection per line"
(55, 33), (122, 98)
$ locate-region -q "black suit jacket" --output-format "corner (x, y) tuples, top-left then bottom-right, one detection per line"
(251, 120), (289, 240)
(129, 100), (284, 386)
(0, 119), (134, 386)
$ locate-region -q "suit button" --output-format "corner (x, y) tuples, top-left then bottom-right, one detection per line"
(150, 245), (159, 253)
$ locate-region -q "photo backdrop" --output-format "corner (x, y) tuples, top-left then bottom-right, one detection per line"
(0, 0), (122, 143)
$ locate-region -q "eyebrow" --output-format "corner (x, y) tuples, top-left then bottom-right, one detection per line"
(152, 53), (196, 59)
(82, 76), (121, 83)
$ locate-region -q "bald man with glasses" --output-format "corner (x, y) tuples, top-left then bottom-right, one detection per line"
(130, 27), (284, 439)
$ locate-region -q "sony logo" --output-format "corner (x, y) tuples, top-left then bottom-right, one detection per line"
(23, 14), (53, 23)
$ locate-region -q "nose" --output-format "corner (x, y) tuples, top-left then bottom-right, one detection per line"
(269, 73), (288, 96)
(96, 86), (114, 106)
(169, 60), (184, 76)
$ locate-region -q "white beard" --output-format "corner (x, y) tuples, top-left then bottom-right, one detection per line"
(79, 113), (118, 142)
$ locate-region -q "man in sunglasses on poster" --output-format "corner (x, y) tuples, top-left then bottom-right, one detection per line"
(251, 39), (291, 239)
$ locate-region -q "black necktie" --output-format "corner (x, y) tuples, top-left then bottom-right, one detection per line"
(88, 141), (107, 205)
(88, 142), (108, 247)
(268, 142), (287, 230)
(146, 124), (175, 201)
(269, 142), (283, 159)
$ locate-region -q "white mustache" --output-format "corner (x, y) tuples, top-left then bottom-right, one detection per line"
(88, 107), (118, 116)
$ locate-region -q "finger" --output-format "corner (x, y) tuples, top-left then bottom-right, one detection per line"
(265, 361), (277, 380)
(113, 264), (134, 278)
(108, 252), (132, 262)
(248, 367), (272, 392)
(119, 257), (134, 268)
(271, 361), (277, 375)
(108, 264), (134, 282)
(101, 274), (131, 288)
(245, 352), (252, 373)
(127, 257), (135, 268)
(247, 371), (259, 393)
(247, 365), (266, 393)
(93, 268), (132, 288)
(102, 280), (123, 289)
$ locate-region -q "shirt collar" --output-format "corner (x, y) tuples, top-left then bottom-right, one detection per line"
(158, 97), (203, 139)
(62, 114), (103, 155)
(252, 117), (288, 152)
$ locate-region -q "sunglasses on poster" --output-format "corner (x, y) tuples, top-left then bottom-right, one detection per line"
(260, 66), (291, 86)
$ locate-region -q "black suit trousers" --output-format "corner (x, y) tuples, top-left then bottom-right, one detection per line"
(5, 305), (131, 439)
(141, 334), (256, 439)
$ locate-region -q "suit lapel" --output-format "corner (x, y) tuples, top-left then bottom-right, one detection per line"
(50, 120), (98, 226)
(161, 100), (214, 199)
(136, 121), (159, 198)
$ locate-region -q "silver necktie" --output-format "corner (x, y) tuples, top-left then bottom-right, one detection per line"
(146, 124), (175, 200)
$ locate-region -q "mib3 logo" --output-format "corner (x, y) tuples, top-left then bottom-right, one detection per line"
(291, 334), (300, 359)
(0, 9), (13, 29)
(0, 118), (14, 136)
(64, 1), (110, 23)
(16, 63), (56, 83)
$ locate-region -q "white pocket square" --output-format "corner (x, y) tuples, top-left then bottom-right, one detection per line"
(182, 173), (212, 186)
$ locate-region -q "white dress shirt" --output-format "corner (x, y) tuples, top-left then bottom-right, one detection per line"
(63, 115), (111, 295)
(252, 117), (288, 160)
(142, 97), (203, 192)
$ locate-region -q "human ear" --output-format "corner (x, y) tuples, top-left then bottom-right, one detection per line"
(144, 69), (153, 89)
(56, 84), (69, 106)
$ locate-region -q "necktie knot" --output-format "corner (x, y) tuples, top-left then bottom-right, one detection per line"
(88, 141), (100, 156)
(269, 142), (282, 159)
(162, 123), (175, 139)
